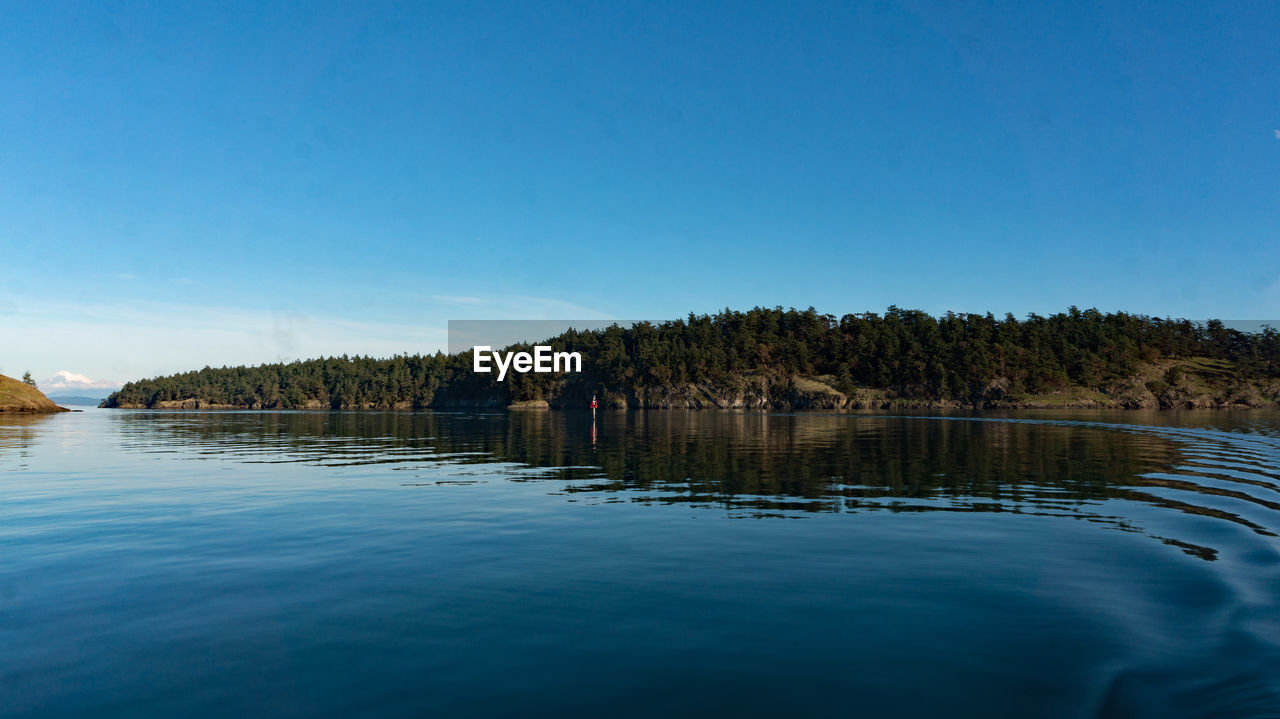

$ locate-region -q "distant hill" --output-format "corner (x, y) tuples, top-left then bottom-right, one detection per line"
(46, 394), (110, 406)
(102, 306), (1280, 411)
(0, 374), (70, 413)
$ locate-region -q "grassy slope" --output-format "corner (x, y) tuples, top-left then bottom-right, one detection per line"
(1003, 357), (1279, 409)
(0, 374), (69, 412)
(819, 356), (1278, 409)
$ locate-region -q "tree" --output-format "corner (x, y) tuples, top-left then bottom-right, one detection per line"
(21, 371), (36, 388)
(93, 306), (1280, 409)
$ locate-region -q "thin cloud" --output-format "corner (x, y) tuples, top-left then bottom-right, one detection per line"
(430, 294), (614, 320)
(1, 293), (611, 385)
(509, 295), (614, 320)
(1, 299), (449, 384)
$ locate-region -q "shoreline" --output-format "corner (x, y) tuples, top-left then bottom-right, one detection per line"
(100, 401), (1280, 412)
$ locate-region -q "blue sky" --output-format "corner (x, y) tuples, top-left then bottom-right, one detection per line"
(2, 0), (1278, 388)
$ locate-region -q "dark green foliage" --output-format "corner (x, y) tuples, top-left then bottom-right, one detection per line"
(21, 371), (36, 387)
(101, 307), (1280, 409)
(104, 353), (452, 409)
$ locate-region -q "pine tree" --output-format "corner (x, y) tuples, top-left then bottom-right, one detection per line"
(21, 371), (36, 388)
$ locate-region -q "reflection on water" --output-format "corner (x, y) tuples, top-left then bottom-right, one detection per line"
(1, 409), (1279, 717)
(94, 409), (1280, 560)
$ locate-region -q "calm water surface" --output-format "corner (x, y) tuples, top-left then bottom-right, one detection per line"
(3, 409), (1279, 717)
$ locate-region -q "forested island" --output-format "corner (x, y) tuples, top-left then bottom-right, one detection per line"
(102, 307), (1280, 411)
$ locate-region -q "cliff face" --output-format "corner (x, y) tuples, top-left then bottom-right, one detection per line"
(548, 360), (1280, 410)
(586, 375), (846, 410)
(536, 365), (1280, 411)
(0, 374), (70, 413)
(573, 377), (1277, 411)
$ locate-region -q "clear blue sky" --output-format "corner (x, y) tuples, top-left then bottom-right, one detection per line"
(2, 0), (1278, 388)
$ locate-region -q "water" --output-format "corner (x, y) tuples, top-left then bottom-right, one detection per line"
(3, 409), (1279, 717)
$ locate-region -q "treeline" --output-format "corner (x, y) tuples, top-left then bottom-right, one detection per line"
(102, 306), (1280, 409)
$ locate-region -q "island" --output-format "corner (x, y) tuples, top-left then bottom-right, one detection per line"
(101, 307), (1280, 411)
(0, 373), (71, 413)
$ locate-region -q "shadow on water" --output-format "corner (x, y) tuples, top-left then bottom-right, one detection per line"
(92, 408), (1280, 562)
